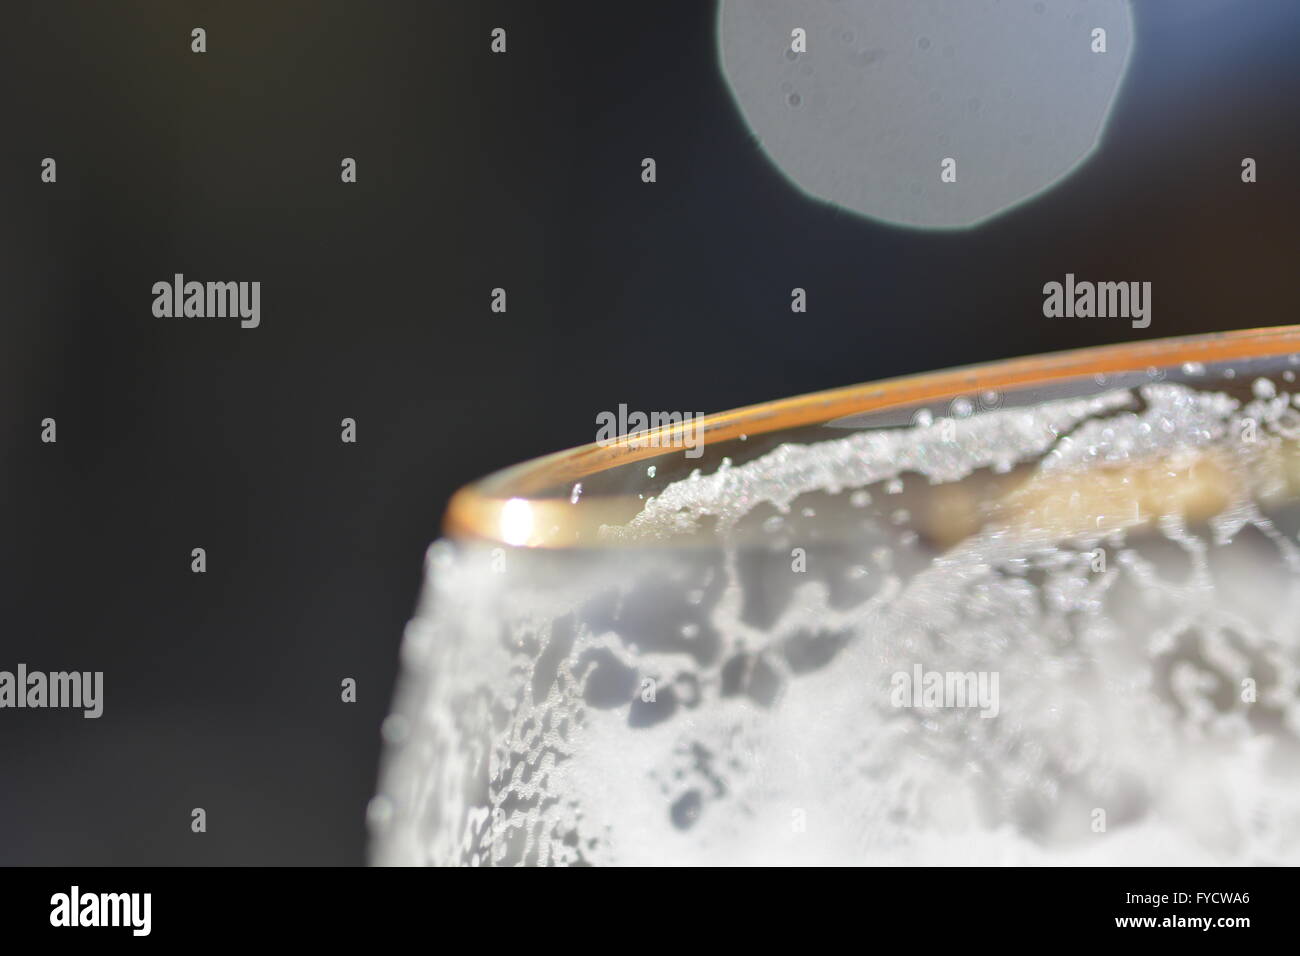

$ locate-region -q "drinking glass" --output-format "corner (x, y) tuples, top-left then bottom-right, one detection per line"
(371, 326), (1300, 865)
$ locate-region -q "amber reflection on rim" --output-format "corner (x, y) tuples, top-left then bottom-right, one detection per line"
(447, 326), (1300, 547)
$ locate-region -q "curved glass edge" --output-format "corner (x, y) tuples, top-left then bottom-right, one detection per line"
(446, 325), (1300, 548)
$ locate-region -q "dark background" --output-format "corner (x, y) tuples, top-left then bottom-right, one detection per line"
(0, 0), (1296, 865)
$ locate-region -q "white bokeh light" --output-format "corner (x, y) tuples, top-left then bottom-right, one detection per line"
(718, 0), (1135, 229)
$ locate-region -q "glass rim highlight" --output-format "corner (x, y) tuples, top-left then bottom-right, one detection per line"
(446, 325), (1300, 548)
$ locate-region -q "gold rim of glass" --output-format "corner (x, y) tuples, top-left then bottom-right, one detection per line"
(446, 325), (1300, 548)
